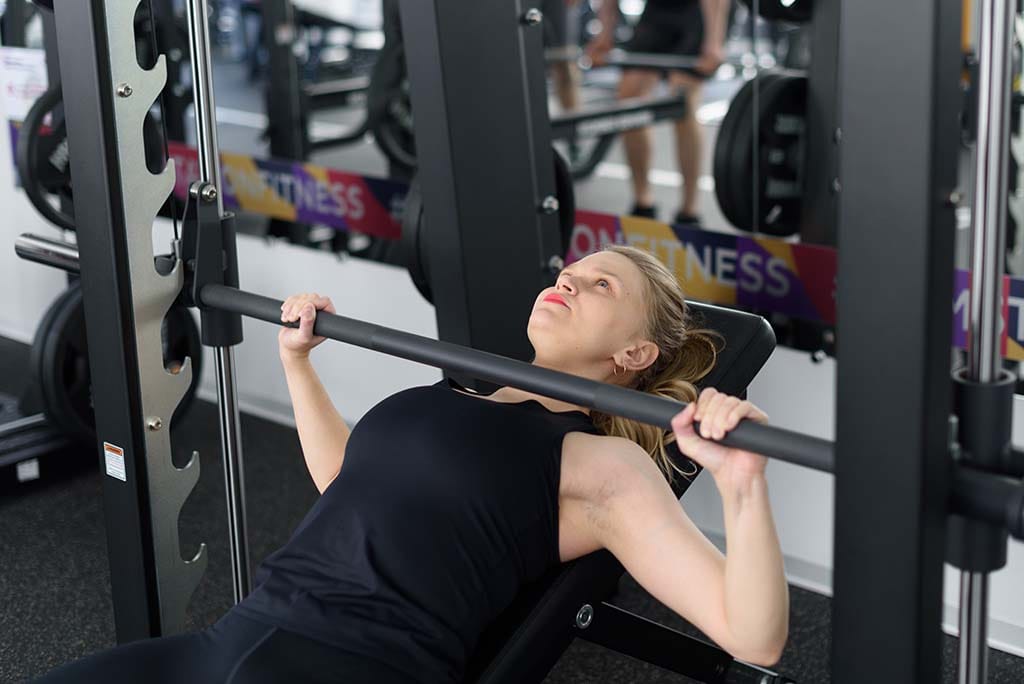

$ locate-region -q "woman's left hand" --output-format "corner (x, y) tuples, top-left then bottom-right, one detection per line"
(670, 388), (770, 488)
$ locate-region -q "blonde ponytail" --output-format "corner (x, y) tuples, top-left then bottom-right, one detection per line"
(591, 246), (723, 485)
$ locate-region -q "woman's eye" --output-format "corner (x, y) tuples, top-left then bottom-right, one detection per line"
(597, 279), (609, 289)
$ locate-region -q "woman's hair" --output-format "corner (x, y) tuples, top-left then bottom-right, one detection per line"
(590, 245), (723, 485)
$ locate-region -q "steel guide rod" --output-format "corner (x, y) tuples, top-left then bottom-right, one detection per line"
(184, 0), (251, 602)
(961, 0), (1016, 679)
(15, 231), (1024, 540)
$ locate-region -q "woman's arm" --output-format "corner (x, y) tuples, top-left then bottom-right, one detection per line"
(279, 293), (351, 494)
(674, 389), (788, 658)
(716, 470), (788, 661)
(587, 392), (788, 665)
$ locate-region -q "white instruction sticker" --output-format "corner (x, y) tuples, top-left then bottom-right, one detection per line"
(16, 458), (40, 483)
(103, 442), (126, 482)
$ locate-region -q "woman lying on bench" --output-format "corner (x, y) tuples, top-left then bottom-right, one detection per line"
(36, 245), (788, 684)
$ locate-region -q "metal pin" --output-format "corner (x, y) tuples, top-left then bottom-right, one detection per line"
(540, 195), (559, 214)
(522, 8), (543, 25)
(116, 83), (133, 98)
(575, 604), (594, 629)
(146, 417), (163, 431)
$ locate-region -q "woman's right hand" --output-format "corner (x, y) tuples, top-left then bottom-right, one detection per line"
(279, 293), (336, 361)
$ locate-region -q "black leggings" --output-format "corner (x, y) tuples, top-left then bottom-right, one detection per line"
(33, 609), (418, 684)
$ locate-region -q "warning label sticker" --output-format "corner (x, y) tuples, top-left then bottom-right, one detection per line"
(103, 442), (126, 482)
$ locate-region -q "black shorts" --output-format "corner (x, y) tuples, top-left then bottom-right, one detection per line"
(541, 0), (569, 48)
(626, 1), (707, 79)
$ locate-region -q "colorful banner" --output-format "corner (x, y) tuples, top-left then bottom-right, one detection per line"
(10, 119), (1024, 361)
(167, 142), (404, 240)
(568, 212), (837, 324)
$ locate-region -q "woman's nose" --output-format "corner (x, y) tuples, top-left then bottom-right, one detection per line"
(558, 279), (576, 294)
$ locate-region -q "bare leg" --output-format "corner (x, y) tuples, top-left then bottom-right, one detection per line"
(618, 69), (661, 208)
(550, 61), (581, 112)
(668, 71), (705, 218)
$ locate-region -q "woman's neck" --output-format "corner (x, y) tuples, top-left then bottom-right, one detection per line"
(487, 357), (619, 414)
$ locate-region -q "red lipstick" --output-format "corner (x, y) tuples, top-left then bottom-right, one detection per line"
(543, 294), (569, 308)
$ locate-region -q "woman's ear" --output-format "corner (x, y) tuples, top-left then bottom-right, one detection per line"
(620, 341), (659, 373)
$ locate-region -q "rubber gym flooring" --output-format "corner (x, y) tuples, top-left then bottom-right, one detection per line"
(2, 335), (1024, 683)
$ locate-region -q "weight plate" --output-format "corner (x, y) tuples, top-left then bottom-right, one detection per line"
(16, 82), (75, 231)
(37, 283), (92, 442)
(373, 81), (417, 173)
(399, 176), (432, 303)
(719, 73), (808, 236)
(28, 285), (77, 418)
(35, 282), (203, 442)
(728, 73), (784, 233)
(755, 74), (808, 236)
(716, 78), (757, 229)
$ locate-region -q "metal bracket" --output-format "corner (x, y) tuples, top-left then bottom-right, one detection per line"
(104, 0), (205, 634)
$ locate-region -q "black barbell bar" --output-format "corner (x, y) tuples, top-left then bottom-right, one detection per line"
(198, 283), (836, 473)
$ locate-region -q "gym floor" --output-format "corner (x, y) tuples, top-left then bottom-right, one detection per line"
(2, 48), (1023, 684)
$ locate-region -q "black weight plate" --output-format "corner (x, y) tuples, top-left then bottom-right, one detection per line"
(730, 73), (786, 233)
(719, 74), (778, 232)
(16, 82), (76, 231)
(373, 81), (417, 173)
(399, 176), (432, 303)
(36, 284), (203, 443)
(37, 283), (93, 442)
(756, 74), (808, 236)
(713, 77), (756, 230)
(728, 73), (786, 233)
(28, 285), (76, 418)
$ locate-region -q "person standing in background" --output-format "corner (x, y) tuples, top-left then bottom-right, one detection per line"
(587, 0), (731, 226)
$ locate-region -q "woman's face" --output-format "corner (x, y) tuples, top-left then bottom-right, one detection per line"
(527, 251), (655, 373)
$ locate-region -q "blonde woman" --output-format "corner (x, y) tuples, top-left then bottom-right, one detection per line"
(36, 246), (787, 684)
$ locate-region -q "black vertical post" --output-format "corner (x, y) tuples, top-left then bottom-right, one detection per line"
(832, 1), (961, 682)
(261, 0), (311, 244)
(398, 0), (563, 375)
(51, 0), (161, 640)
(798, 0), (840, 246)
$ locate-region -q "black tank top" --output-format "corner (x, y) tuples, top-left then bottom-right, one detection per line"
(234, 379), (599, 683)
